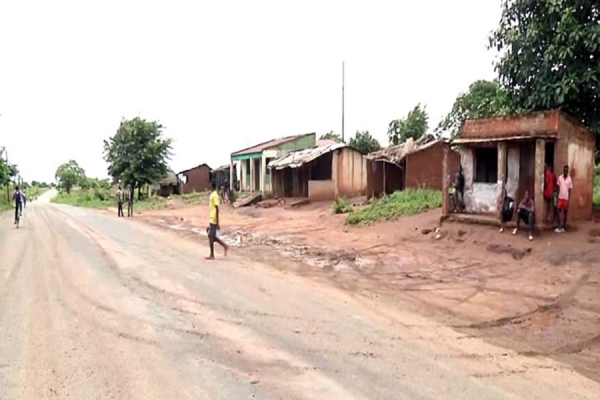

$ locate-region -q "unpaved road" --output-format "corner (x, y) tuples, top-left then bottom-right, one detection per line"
(0, 202), (599, 399)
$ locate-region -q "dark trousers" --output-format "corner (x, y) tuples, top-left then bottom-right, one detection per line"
(518, 209), (534, 230)
(127, 202), (133, 217)
(117, 202), (124, 217)
(14, 202), (22, 222)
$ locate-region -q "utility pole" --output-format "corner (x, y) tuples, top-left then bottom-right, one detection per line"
(342, 61), (345, 143)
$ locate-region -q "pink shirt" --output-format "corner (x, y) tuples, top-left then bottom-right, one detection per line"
(557, 175), (572, 200)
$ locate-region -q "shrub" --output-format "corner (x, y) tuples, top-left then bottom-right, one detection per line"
(346, 188), (442, 225)
(332, 197), (353, 214)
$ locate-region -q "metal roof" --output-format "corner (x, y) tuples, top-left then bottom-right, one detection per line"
(231, 133), (315, 157)
(178, 163), (211, 175)
(365, 134), (443, 164)
(268, 143), (347, 170)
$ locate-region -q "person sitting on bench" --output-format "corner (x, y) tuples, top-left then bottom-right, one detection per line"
(514, 190), (535, 241)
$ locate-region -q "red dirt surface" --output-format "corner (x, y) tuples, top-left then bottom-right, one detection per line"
(139, 199), (600, 383)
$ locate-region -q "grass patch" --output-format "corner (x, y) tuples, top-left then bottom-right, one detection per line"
(52, 188), (113, 208)
(332, 197), (353, 214)
(594, 166), (600, 206)
(346, 189), (442, 225)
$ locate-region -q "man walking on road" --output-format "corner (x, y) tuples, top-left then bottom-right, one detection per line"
(127, 185), (134, 217)
(116, 186), (124, 217)
(206, 180), (229, 260)
(555, 165), (572, 233)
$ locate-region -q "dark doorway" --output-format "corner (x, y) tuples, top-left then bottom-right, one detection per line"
(545, 141), (555, 170)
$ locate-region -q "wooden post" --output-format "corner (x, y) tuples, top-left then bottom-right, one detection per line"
(442, 144), (449, 216)
(497, 142), (507, 220)
(383, 162), (386, 195)
(229, 159), (234, 191)
(535, 139), (545, 226)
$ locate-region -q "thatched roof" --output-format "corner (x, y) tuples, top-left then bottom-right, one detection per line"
(157, 170), (180, 186)
(365, 134), (442, 165)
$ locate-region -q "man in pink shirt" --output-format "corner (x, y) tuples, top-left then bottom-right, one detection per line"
(555, 164), (572, 233)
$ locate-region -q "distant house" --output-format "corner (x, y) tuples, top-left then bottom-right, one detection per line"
(269, 143), (367, 201)
(365, 134), (460, 198)
(150, 170), (182, 197)
(230, 133), (316, 194)
(211, 164), (238, 191)
(445, 110), (595, 225)
(178, 163), (212, 194)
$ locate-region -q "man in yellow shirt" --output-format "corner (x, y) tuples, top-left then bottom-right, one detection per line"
(206, 180), (229, 260)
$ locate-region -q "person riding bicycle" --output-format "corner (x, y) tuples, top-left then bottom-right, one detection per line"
(12, 186), (25, 224)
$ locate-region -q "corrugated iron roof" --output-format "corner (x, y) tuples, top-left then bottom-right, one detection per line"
(231, 133), (315, 157)
(317, 139), (339, 147)
(365, 134), (442, 164)
(268, 143), (347, 170)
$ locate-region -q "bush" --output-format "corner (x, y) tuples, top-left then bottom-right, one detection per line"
(52, 188), (113, 208)
(594, 166), (600, 206)
(332, 197), (353, 214)
(346, 189), (442, 225)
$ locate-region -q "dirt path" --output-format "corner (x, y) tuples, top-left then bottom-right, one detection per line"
(0, 203), (599, 399)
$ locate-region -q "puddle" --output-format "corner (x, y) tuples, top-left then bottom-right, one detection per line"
(154, 217), (373, 271)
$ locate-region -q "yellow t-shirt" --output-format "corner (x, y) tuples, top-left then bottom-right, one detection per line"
(209, 190), (219, 225)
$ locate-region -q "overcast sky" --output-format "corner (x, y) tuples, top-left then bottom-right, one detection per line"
(0, 0), (500, 183)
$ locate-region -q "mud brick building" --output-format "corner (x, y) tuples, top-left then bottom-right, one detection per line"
(365, 135), (460, 198)
(443, 110), (595, 226)
(178, 163), (212, 194)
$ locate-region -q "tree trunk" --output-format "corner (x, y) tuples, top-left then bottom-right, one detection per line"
(138, 185), (142, 201)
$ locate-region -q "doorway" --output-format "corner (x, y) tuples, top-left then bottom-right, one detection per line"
(545, 141), (555, 171)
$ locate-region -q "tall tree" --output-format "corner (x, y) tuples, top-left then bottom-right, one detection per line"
(348, 131), (381, 153)
(490, 0), (600, 136)
(387, 104), (429, 145)
(103, 117), (172, 199)
(0, 147), (18, 188)
(436, 80), (509, 138)
(55, 160), (86, 194)
(319, 131), (344, 143)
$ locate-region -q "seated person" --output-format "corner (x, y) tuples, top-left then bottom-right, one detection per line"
(499, 187), (515, 233)
(513, 191), (535, 241)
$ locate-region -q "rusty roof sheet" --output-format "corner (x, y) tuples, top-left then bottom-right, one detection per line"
(178, 163), (211, 175)
(365, 134), (441, 164)
(268, 143), (347, 170)
(231, 133), (315, 157)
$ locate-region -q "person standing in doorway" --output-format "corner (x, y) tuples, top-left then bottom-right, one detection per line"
(127, 185), (134, 217)
(555, 165), (572, 233)
(543, 164), (556, 223)
(454, 165), (465, 212)
(116, 185), (124, 217)
(206, 180), (229, 260)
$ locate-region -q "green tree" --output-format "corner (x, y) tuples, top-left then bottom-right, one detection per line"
(387, 104), (429, 145)
(348, 131), (381, 153)
(319, 131), (344, 143)
(55, 160), (86, 194)
(490, 0), (600, 136)
(103, 117), (172, 199)
(436, 80), (509, 138)
(0, 148), (9, 187)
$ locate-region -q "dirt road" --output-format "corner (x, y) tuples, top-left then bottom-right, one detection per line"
(0, 201), (598, 399)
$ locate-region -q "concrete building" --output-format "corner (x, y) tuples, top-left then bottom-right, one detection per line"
(230, 133), (316, 194)
(269, 143), (367, 201)
(443, 110), (595, 225)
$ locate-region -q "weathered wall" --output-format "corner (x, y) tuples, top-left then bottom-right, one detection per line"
(277, 133), (317, 152)
(505, 145), (520, 202)
(181, 165), (211, 194)
(405, 142), (460, 190)
(558, 116), (595, 221)
(308, 180), (335, 201)
(366, 160), (404, 198)
(462, 111), (560, 140)
(333, 147), (367, 198)
(462, 146), (499, 213)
